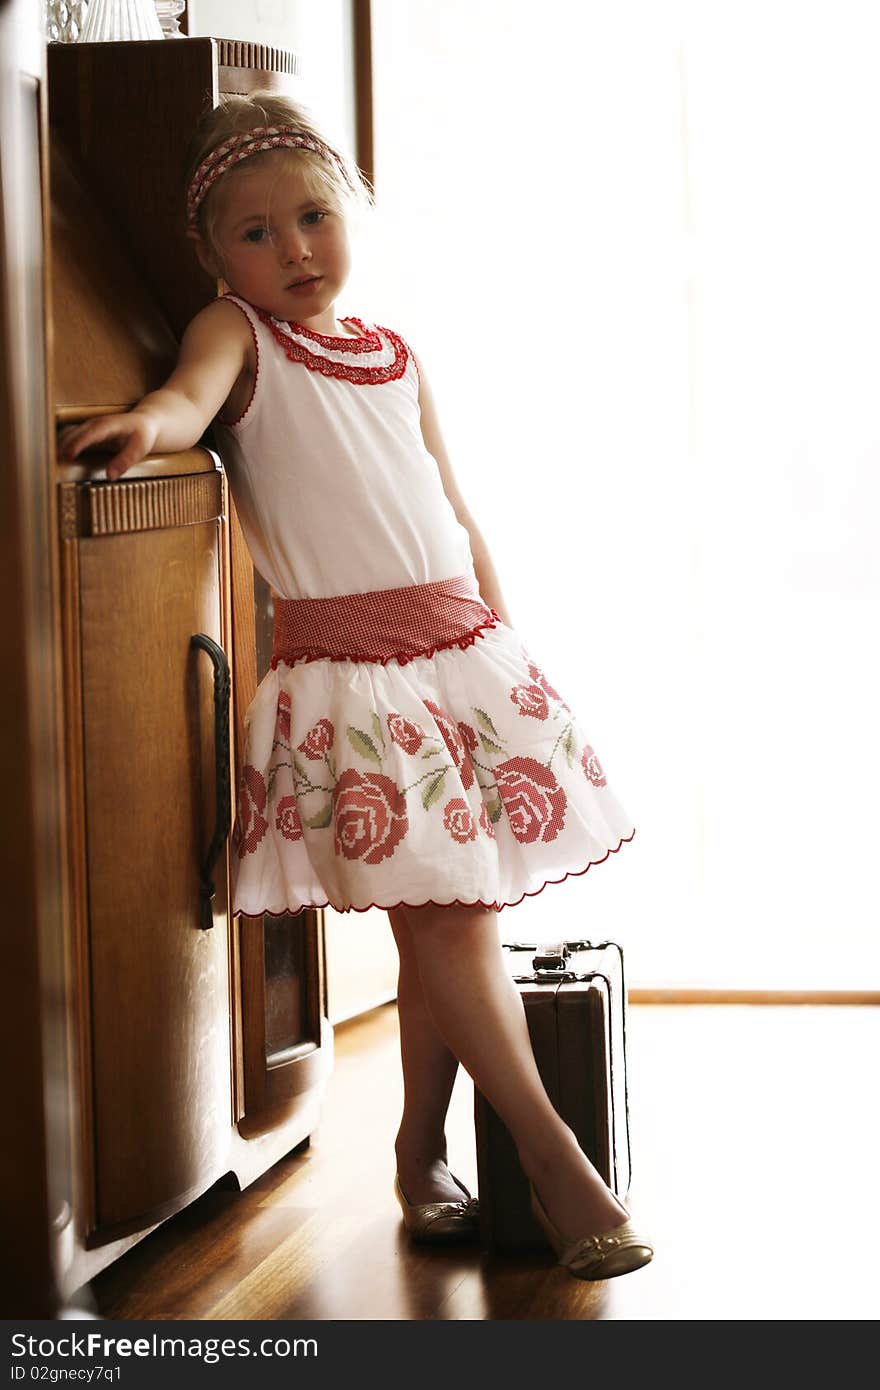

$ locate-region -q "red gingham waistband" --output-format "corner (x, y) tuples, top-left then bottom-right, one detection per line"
(271, 573), (502, 668)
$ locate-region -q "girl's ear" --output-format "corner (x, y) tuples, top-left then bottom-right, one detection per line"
(187, 229), (221, 278)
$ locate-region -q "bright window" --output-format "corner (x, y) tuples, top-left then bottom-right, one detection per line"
(357, 1), (880, 988)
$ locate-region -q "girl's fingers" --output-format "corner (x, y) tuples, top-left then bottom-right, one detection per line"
(57, 416), (146, 469)
(57, 421), (106, 460)
(105, 448), (139, 481)
(56, 423), (90, 459)
(57, 417), (129, 457)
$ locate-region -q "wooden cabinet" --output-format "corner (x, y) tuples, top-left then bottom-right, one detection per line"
(0, 0), (71, 1319)
(43, 37), (334, 1293)
(48, 36), (302, 337)
(61, 462), (233, 1236)
(0, 20), (357, 1313)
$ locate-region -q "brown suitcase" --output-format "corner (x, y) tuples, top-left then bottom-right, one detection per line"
(473, 938), (632, 1253)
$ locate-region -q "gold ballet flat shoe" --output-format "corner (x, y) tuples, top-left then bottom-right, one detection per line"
(393, 1171), (481, 1243)
(529, 1181), (654, 1281)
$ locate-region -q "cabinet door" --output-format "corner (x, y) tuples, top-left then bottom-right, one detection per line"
(234, 566), (333, 1140)
(72, 470), (232, 1234)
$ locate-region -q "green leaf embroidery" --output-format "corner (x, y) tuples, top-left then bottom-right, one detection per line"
(474, 707), (499, 737)
(479, 732), (507, 756)
(347, 726), (383, 767)
(422, 771), (447, 810)
(487, 796), (504, 824)
(371, 711), (386, 754)
(305, 801), (333, 829)
(293, 757), (310, 783)
(562, 727), (576, 767)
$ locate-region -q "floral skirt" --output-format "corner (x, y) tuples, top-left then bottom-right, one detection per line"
(230, 573), (636, 917)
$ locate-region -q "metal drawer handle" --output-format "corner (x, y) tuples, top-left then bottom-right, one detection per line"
(190, 633), (231, 930)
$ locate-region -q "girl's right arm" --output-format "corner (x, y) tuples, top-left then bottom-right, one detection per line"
(57, 297), (253, 480)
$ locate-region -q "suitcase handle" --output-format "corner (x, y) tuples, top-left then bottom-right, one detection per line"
(525, 941), (618, 972)
(502, 939), (620, 960)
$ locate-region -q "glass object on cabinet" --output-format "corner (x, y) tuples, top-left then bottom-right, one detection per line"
(45, 1), (89, 40)
(154, 1), (185, 36)
(77, 0), (163, 41)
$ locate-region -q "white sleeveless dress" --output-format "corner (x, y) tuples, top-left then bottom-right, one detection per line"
(213, 294), (636, 917)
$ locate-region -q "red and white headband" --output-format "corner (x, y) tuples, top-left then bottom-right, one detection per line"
(186, 124), (354, 228)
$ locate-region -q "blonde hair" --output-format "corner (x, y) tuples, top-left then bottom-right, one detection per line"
(184, 91), (373, 255)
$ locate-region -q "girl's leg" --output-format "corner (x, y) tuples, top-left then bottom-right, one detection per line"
(403, 900), (631, 1243)
(387, 906), (471, 1205)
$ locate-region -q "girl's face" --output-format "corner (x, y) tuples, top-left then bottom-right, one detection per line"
(203, 150), (352, 324)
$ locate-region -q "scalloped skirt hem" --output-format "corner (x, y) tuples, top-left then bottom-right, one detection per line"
(232, 827), (636, 919)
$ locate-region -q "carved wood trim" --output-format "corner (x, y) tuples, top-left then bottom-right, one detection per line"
(216, 41), (303, 76)
(60, 472), (223, 539)
(58, 484), (78, 541)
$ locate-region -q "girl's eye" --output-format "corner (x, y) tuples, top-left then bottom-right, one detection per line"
(302, 209), (326, 225)
(243, 226), (267, 243)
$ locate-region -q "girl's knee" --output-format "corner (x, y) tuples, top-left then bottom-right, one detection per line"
(387, 905), (418, 972)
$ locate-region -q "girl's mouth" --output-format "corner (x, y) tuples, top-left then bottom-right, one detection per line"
(288, 276), (321, 291)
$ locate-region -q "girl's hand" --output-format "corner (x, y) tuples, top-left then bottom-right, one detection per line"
(57, 410), (161, 481)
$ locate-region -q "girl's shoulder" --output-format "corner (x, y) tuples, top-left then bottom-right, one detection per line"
(189, 294), (258, 355)
(207, 292), (262, 333)
(187, 298), (259, 428)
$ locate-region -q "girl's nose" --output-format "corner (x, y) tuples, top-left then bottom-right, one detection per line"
(277, 225), (310, 264)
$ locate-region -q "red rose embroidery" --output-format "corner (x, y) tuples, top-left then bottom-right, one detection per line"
(443, 798), (477, 843)
(333, 768), (408, 864)
(527, 659), (571, 713)
(297, 718), (335, 759)
(274, 689), (292, 744)
(494, 756), (567, 844)
(275, 795), (304, 842)
(510, 682), (550, 720)
(479, 801), (496, 839)
(423, 698), (475, 790)
(458, 721), (479, 753)
(581, 745), (607, 788)
(234, 764), (269, 857)
(388, 712), (427, 754)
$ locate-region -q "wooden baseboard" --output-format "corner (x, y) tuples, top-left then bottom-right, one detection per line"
(629, 989), (880, 1005)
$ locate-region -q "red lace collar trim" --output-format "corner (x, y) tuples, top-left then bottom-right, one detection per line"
(254, 306), (410, 386)
(286, 316), (381, 353)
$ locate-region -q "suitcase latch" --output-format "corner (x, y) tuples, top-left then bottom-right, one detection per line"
(532, 942), (569, 970)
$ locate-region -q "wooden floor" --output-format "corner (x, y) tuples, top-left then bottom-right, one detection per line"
(86, 1003), (880, 1320)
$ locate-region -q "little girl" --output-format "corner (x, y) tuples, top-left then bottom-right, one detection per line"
(59, 93), (652, 1283)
